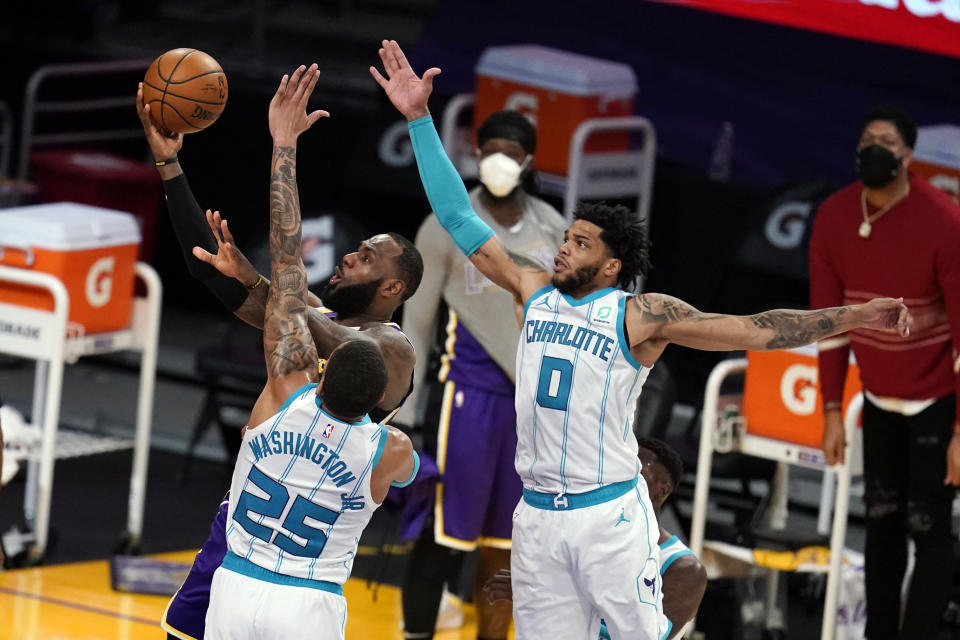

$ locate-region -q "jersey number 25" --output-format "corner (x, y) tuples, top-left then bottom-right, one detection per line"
(233, 466), (340, 557)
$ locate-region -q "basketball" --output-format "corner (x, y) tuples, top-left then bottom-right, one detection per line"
(142, 48), (228, 134)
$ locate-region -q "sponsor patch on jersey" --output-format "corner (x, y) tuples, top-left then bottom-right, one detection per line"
(594, 305), (613, 324)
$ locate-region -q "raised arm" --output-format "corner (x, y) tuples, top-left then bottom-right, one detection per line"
(248, 64), (329, 426)
(628, 292), (910, 354)
(370, 40), (550, 305)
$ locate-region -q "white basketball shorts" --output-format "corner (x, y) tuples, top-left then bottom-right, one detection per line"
(511, 476), (667, 640)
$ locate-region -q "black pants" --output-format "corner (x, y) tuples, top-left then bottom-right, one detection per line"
(862, 394), (956, 640)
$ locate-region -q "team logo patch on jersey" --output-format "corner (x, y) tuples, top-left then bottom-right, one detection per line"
(636, 557), (660, 606)
(455, 390), (465, 408)
(323, 423), (336, 438)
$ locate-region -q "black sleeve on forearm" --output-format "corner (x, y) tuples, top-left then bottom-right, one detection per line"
(163, 174), (249, 311)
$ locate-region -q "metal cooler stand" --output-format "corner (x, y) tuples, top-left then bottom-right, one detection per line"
(0, 262), (161, 562)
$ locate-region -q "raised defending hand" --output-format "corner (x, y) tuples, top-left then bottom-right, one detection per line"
(136, 82), (183, 160)
(857, 297), (911, 336)
(268, 63), (329, 146)
(191, 210), (259, 286)
(369, 39), (441, 122)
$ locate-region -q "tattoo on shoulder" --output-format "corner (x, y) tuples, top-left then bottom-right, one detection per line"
(635, 294), (703, 323)
(506, 249), (549, 274)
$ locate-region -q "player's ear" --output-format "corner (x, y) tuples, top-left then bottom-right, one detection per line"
(379, 277), (405, 299)
(602, 257), (621, 279)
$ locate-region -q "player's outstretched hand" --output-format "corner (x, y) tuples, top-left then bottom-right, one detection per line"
(136, 82), (183, 161)
(857, 297), (911, 337)
(192, 210), (260, 287)
(268, 63), (329, 146)
(482, 569), (513, 604)
(369, 39), (440, 122)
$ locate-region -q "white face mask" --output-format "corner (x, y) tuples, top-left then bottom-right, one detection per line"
(478, 152), (530, 198)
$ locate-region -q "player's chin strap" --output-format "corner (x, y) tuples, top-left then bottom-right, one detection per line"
(408, 116), (494, 257)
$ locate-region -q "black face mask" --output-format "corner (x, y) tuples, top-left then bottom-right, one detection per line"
(856, 144), (902, 188)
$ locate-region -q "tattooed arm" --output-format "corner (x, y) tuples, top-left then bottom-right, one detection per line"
(467, 240), (553, 305)
(248, 64), (329, 427)
(626, 292), (911, 356)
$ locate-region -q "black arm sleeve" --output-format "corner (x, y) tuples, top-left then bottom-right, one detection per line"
(163, 174), (249, 311)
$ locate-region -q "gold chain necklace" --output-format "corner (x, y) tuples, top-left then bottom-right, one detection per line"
(859, 184), (910, 239)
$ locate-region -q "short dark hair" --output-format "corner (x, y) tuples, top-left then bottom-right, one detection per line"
(386, 232), (423, 301)
(861, 105), (918, 148)
(638, 437), (683, 490)
(320, 340), (387, 418)
(573, 201), (652, 290)
(477, 110), (537, 155)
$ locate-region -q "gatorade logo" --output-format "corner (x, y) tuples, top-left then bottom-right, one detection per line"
(504, 92), (538, 128)
(780, 364), (818, 415)
(85, 257), (115, 308)
(378, 121), (414, 168)
(764, 200), (811, 250)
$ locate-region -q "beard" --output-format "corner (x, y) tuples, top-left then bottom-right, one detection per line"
(319, 278), (383, 318)
(552, 263), (600, 295)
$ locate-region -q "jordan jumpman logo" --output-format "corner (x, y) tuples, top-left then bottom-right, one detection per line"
(614, 507), (630, 527)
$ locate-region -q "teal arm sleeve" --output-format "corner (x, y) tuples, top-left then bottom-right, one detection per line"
(391, 450), (421, 488)
(407, 116), (494, 256)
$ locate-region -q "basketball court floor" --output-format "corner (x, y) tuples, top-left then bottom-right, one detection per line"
(1, 550), (489, 639)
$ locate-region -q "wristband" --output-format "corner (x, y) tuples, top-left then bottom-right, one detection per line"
(155, 157), (178, 167)
(246, 275), (264, 290)
(823, 401), (842, 411)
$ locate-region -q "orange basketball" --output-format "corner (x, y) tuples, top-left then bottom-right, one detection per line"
(142, 48), (228, 134)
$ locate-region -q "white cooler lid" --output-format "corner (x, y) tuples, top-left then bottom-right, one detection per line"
(0, 202), (141, 251)
(914, 124), (960, 170)
(476, 45), (638, 98)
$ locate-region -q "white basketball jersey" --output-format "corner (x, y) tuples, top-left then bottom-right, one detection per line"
(515, 286), (651, 494)
(225, 383), (386, 585)
(659, 535), (694, 575)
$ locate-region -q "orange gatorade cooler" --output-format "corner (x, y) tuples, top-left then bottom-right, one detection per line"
(473, 45), (638, 175)
(741, 346), (862, 449)
(911, 125), (960, 205)
(0, 202), (141, 334)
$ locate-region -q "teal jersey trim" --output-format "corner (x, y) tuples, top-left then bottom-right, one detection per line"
(522, 476), (638, 510)
(279, 383), (318, 413)
(391, 450), (420, 488)
(371, 424), (389, 470)
(659, 535), (680, 549)
(222, 551), (344, 595)
(661, 619), (673, 640)
(523, 284), (556, 319)
(560, 286), (617, 307)
(616, 295), (643, 370)
(660, 549), (694, 574)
